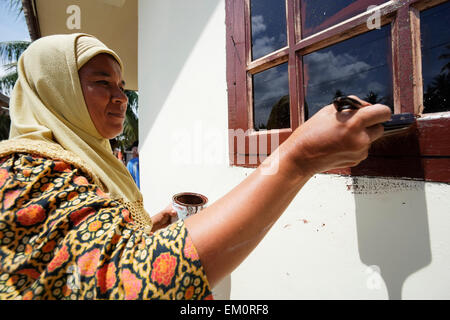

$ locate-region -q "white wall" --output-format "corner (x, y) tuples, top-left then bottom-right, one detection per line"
(139, 0), (450, 299)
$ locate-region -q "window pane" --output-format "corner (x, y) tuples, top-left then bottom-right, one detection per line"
(303, 26), (393, 119)
(300, 0), (389, 38)
(251, 0), (287, 60)
(252, 63), (290, 131)
(421, 2), (450, 113)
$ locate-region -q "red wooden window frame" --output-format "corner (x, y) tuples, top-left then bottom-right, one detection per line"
(226, 0), (450, 183)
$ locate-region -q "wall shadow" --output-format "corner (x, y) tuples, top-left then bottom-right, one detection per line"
(138, 0), (223, 146)
(352, 177), (432, 299)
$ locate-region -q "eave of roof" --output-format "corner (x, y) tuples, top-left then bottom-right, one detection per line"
(20, 0), (138, 90)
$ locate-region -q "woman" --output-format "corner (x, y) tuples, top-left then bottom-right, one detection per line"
(0, 34), (391, 299)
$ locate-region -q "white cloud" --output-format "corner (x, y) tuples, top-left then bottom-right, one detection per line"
(305, 51), (371, 87)
(251, 14), (287, 59)
(255, 67), (289, 104)
(251, 15), (266, 35)
(252, 35), (276, 60)
(365, 81), (386, 94)
(304, 50), (389, 115)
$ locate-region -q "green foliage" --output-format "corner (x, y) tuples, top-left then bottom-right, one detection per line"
(423, 45), (450, 113)
(112, 90), (139, 151)
(0, 41), (29, 62)
(122, 90), (139, 145)
(0, 0), (27, 139)
(0, 41), (30, 95)
(0, 72), (18, 94)
(424, 73), (450, 113)
(364, 91), (382, 105)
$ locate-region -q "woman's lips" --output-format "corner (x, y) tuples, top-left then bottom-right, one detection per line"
(107, 112), (125, 119)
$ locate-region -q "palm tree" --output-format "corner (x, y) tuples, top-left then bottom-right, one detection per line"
(0, 0), (30, 94)
(0, 0), (29, 139)
(123, 90), (139, 145)
(422, 44), (450, 113)
(424, 73), (450, 113)
(111, 90), (139, 152)
(0, 40), (31, 94)
(364, 91), (382, 104)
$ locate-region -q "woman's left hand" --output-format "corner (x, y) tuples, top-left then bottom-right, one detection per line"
(150, 204), (178, 233)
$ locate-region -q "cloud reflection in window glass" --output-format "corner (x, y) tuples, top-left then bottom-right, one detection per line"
(251, 0), (287, 60)
(303, 25), (393, 119)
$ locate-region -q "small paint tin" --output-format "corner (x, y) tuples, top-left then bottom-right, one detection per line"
(172, 192), (208, 220)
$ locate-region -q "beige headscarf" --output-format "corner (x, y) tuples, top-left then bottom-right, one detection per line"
(0, 33), (152, 231)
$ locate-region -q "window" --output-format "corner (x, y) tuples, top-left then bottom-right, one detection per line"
(226, 0), (450, 183)
(421, 1), (450, 113)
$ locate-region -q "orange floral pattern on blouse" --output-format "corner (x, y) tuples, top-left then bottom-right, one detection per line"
(151, 252), (178, 287)
(0, 153), (212, 300)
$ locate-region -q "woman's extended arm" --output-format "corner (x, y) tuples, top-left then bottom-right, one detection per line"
(185, 98), (392, 288)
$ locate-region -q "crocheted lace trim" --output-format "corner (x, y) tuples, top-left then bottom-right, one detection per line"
(117, 199), (153, 234)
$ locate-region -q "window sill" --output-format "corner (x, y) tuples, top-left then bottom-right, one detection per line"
(327, 112), (450, 183)
(230, 112), (450, 183)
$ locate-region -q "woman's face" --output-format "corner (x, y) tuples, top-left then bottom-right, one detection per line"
(79, 53), (128, 139)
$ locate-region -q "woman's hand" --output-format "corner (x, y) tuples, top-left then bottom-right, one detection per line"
(150, 204), (178, 233)
(281, 96), (391, 177)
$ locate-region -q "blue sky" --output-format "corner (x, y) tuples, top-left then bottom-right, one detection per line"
(0, 1), (30, 41)
(0, 0), (30, 77)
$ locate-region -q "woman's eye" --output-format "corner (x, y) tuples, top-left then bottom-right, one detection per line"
(97, 80), (109, 85)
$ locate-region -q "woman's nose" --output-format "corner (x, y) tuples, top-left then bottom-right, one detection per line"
(112, 88), (128, 105)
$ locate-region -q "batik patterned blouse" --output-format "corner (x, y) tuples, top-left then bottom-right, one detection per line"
(0, 153), (212, 300)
